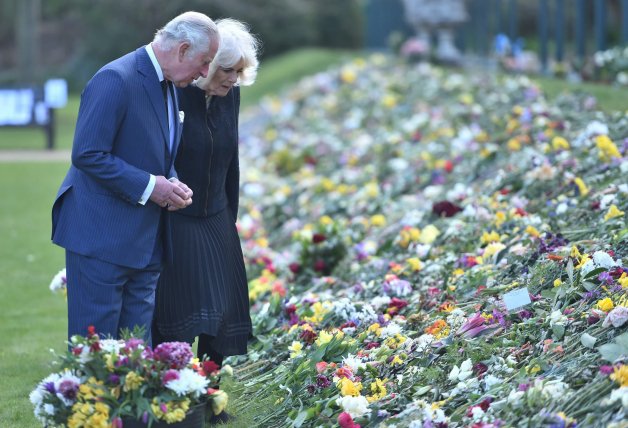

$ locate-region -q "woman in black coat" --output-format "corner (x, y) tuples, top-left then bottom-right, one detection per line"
(152, 18), (260, 369)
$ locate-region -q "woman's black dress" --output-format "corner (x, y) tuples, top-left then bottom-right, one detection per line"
(153, 85), (251, 356)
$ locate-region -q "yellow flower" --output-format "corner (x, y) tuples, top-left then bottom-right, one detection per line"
(525, 225), (541, 238)
(337, 377), (363, 396)
(367, 378), (388, 402)
(574, 177), (589, 196)
(552, 136), (570, 151)
(382, 93), (398, 108)
(320, 177), (335, 192)
(452, 268), (465, 276)
(595, 134), (621, 161)
(604, 204), (625, 221)
(597, 297), (614, 312)
(367, 323), (382, 337)
(288, 341), (303, 358)
(370, 214), (386, 227)
(340, 66), (357, 84)
(304, 301), (331, 324)
(123, 372), (144, 392)
(390, 355), (404, 366)
(507, 138), (521, 151)
(553, 278), (563, 288)
(570, 246), (582, 258)
(419, 224), (440, 244)
(406, 257), (422, 271)
(575, 254), (590, 269)
(618, 273), (628, 288)
(315, 330), (334, 346)
(209, 390), (229, 415)
(483, 242), (506, 259)
(319, 215), (333, 226)
(494, 211), (506, 227)
(481, 230), (501, 244)
(610, 365), (628, 387)
(459, 93), (473, 105)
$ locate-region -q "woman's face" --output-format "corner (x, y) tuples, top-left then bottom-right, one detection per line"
(206, 58), (245, 97)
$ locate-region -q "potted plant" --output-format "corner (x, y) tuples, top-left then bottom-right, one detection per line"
(30, 326), (229, 427)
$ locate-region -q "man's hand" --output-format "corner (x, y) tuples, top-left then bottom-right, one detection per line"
(149, 176), (193, 210)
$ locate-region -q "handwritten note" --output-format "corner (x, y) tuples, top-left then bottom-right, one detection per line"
(502, 287), (532, 311)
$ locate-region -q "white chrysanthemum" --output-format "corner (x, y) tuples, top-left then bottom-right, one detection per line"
(99, 339), (124, 355)
(370, 296), (391, 309)
(49, 268), (67, 293)
(336, 395), (370, 418)
(414, 334), (434, 353)
(165, 368), (209, 398)
(30, 373), (62, 422)
(342, 354), (366, 373)
(380, 322), (402, 338)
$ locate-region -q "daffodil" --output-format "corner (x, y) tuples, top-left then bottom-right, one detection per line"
(604, 204), (625, 221)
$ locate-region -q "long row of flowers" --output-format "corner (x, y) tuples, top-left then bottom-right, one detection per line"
(232, 55), (628, 427)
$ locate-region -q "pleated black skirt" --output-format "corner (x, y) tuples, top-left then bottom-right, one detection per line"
(153, 207), (251, 356)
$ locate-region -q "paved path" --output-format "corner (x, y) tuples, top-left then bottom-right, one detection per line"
(0, 149), (71, 162)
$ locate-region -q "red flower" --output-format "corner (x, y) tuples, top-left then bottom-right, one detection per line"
(202, 360), (220, 375)
(443, 159), (453, 173)
(312, 233), (327, 244)
(338, 412), (361, 428)
(289, 262), (301, 274)
(299, 329), (318, 344)
(87, 325), (96, 337)
(313, 259), (327, 272)
(432, 200), (462, 217)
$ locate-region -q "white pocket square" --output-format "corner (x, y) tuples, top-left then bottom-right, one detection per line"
(179, 111), (185, 124)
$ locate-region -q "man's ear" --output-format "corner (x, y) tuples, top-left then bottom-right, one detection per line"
(178, 42), (190, 61)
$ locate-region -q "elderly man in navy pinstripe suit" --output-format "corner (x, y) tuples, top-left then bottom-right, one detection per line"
(52, 11), (220, 344)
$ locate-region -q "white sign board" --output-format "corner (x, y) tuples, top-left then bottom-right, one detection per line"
(44, 78), (68, 109)
(0, 89), (34, 125)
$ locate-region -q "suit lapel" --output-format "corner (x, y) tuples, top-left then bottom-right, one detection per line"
(136, 47), (169, 145)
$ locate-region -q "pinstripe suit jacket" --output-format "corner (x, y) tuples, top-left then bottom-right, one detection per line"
(52, 47), (182, 269)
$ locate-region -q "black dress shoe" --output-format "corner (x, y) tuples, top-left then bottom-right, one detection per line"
(207, 411), (234, 425)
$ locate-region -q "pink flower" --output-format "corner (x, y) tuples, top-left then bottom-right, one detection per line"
(338, 412), (361, 428)
(316, 362), (328, 374)
(602, 306), (628, 328)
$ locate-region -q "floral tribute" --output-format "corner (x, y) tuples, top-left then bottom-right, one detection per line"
(228, 55), (628, 427)
(47, 54), (628, 426)
(30, 327), (229, 427)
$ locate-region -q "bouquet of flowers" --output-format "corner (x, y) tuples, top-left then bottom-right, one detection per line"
(29, 327), (229, 427)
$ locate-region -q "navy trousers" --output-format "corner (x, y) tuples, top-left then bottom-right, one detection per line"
(65, 249), (161, 345)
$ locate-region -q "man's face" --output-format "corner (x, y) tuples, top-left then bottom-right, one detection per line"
(170, 38), (219, 88)
(206, 58), (245, 97)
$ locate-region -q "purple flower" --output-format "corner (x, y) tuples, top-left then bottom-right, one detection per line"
(517, 310), (533, 320)
(599, 365), (615, 375)
(142, 411), (150, 423)
(108, 374), (120, 384)
(162, 369), (180, 385)
(316, 374), (331, 388)
(598, 271), (614, 285)
(58, 379), (79, 401)
(518, 383), (530, 392)
(44, 382), (56, 394)
(153, 342), (193, 369)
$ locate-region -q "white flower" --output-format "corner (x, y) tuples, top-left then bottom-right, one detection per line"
(380, 322), (402, 338)
(342, 354), (366, 373)
(49, 268), (67, 293)
(449, 358), (473, 382)
(336, 395), (370, 418)
(602, 306), (628, 328)
(165, 368), (209, 398)
(549, 310), (568, 326)
(178, 110), (185, 123)
(484, 374), (502, 388)
(585, 120), (609, 137)
(370, 296), (391, 309)
(99, 339), (124, 354)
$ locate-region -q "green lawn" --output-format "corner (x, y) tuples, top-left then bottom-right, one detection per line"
(1, 47), (627, 427)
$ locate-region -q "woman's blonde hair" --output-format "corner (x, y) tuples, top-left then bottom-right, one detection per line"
(195, 18), (260, 89)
